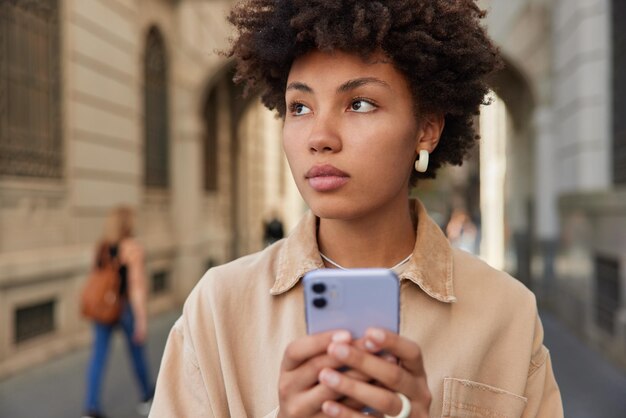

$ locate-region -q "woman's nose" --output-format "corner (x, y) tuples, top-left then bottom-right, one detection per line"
(307, 113), (342, 154)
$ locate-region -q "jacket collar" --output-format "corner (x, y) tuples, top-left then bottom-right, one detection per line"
(270, 199), (456, 303)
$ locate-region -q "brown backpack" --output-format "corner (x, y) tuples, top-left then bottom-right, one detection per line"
(80, 244), (123, 324)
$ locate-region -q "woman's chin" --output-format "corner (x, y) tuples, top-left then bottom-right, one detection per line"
(308, 201), (364, 221)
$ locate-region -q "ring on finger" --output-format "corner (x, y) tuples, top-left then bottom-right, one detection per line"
(383, 392), (411, 418)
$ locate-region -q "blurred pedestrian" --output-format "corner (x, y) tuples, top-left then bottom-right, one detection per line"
(446, 207), (479, 254)
(263, 213), (285, 246)
(151, 1), (563, 417)
(82, 206), (154, 418)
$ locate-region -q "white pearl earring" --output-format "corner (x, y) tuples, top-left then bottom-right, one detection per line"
(415, 150), (429, 173)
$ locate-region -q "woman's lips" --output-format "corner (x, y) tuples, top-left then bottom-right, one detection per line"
(305, 164), (349, 192)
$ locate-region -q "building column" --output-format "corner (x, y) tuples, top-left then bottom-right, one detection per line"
(479, 95), (507, 271)
(534, 106), (559, 292)
(171, 90), (204, 302)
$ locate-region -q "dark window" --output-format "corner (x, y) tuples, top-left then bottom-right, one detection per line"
(15, 299), (56, 344)
(594, 255), (620, 335)
(144, 27), (169, 188)
(151, 270), (169, 294)
(203, 87), (219, 191)
(613, 0), (626, 184)
(0, 0), (62, 178)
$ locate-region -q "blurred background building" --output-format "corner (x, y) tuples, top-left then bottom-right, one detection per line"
(0, 0), (624, 381)
(479, 0), (626, 371)
(0, 0), (305, 378)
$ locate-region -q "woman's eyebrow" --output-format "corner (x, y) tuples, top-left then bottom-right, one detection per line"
(286, 82), (313, 93)
(286, 77), (391, 94)
(337, 77), (391, 93)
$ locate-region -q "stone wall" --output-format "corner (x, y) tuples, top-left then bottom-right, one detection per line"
(482, 0), (625, 367)
(557, 190), (626, 368)
(0, 0), (303, 379)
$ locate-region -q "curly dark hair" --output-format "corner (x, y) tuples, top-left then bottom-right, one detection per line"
(226, 0), (502, 180)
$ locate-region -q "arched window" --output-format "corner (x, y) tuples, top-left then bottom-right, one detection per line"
(203, 86), (218, 192)
(143, 27), (169, 188)
(0, 0), (62, 178)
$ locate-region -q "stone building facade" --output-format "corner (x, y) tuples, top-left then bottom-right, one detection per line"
(480, 0), (626, 368)
(0, 0), (303, 378)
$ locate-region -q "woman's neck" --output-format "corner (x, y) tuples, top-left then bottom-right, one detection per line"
(317, 200), (417, 269)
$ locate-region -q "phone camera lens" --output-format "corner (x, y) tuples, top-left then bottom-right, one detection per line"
(312, 297), (327, 308)
(312, 283), (326, 294)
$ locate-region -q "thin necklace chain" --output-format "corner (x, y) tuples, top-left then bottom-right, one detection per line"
(319, 252), (413, 271)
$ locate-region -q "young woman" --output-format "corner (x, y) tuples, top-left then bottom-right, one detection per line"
(83, 206), (154, 418)
(151, 1), (563, 417)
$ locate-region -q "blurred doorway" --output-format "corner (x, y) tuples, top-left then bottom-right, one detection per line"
(201, 67), (294, 260)
(487, 60), (536, 287)
(201, 66), (256, 259)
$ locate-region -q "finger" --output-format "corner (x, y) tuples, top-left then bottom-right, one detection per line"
(282, 330), (351, 371)
(318, 387), (368, 413)
(324, 397), (429, 418)
(327, 343), (418, 396)
(340, 397), (367, 412)
(334, 369), (370, 411)
(285, 383), (337, 417)
(353, 338), (398, 365)
(284, 353), (353, 392)
(286, 382), (367, 418)
(307, 383), (368, 413)
(363, 328), (426, 377)
(319, 369), (403, 417)
(321, 400), (370, 418)
(279, 355), (372, 413)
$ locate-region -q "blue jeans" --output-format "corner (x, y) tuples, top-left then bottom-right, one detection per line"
(84, 303), (154, 413)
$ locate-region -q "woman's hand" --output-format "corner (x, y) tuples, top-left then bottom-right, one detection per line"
(318, 328), (431, 418)
(133, 316), (148, 344)
(277, 330), (369, 418)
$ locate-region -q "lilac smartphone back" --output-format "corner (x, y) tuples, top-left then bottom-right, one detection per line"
(303, 268), (400, 338)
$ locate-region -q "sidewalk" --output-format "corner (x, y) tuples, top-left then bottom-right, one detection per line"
(1, 308), (625, 417)
(541, 310), (626, 418)
(0, 310), (180, 418)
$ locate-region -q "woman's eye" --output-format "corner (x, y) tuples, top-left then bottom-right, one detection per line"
(349, 99), (377, 113)
(290, 103), (312, 116)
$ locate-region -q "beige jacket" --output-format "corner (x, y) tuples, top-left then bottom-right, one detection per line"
(151, 201), (563, 418)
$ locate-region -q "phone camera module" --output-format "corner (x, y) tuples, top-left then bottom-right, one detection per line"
(312, 283), (326, 294)
(312, 297), (327, 308)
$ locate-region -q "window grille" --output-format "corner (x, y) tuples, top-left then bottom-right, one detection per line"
(613, 0), (626, 184)
(151, 270), (169, 294)
(0, 0), (62, 178)
(144, 27), (169, 188)
(203, 87), (218, 191)
(15, 299), (55, 343)
(594, 255), (621, 335)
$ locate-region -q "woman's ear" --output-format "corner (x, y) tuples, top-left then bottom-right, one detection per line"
(415, 113), (445, 153)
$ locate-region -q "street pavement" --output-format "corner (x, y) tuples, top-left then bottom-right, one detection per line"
(542, 310), (626, 418)
(1, 309), (625, 417)
(0, 310), (180, 418)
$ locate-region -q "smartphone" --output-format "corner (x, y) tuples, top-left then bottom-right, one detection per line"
(303, 268), (400, 338)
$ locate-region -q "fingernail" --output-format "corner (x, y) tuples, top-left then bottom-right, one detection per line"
(364, 339), (378, 352)
(332, 330), (351, 343)
(323, 401), (340, 416)
(320, 369), (340, 387)
(383, 354), (398, 363)
(368, 328), (385, 343)
(331, 344), (349, 359)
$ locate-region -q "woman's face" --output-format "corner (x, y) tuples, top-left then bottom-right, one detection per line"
(283, 50), (423, 220)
